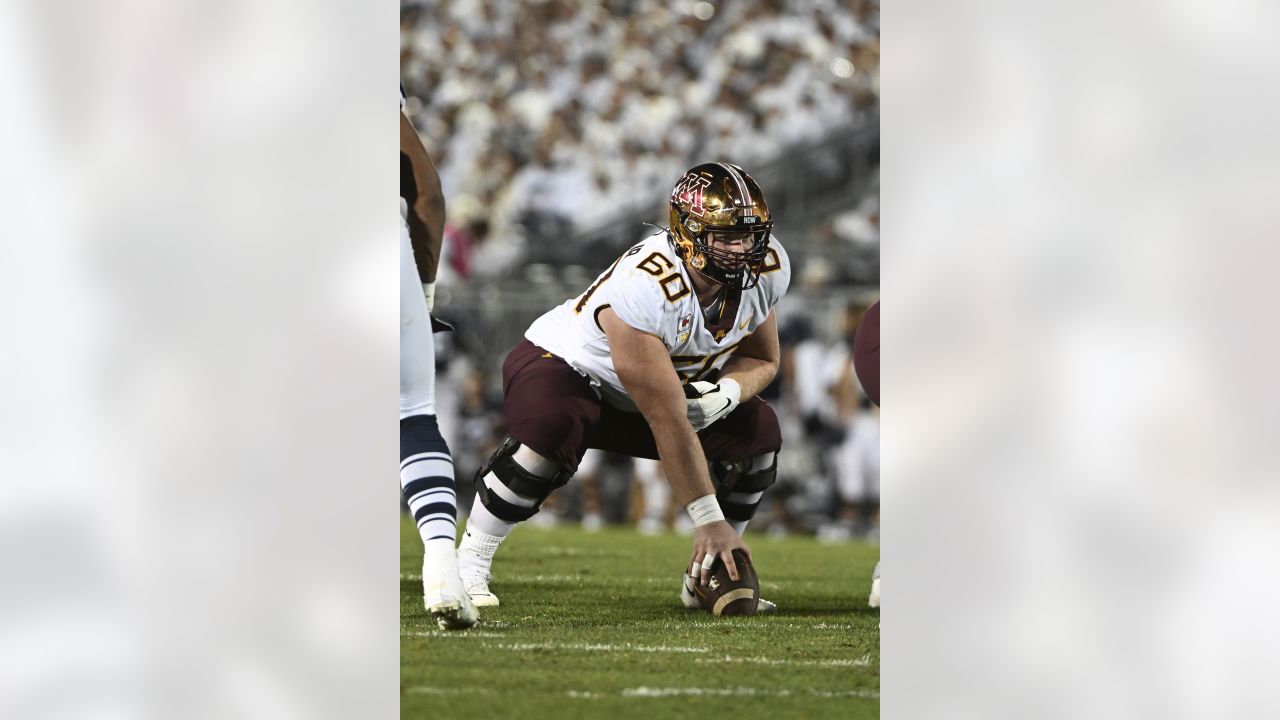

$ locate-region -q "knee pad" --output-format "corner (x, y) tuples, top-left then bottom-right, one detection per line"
(473, 437), (572, 522)
(713, 452), (778, 522)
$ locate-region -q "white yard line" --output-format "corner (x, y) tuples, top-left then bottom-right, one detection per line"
(408, 686), (877, 700)
(495, 642), (707, 654)
(810, 689), (881, 698)
(639, 619), (866, 630)
(406, 686), (494, 696)
(540, 546), (616, 557)
(402, 573), (668, 584)
(403, 635), (870, 669)
(695, 653), (872, 667)
(500, 574), (679, 585)
(500, 574), (603, 583)
(619, 687), (879, 699)
(402, 630), (507, 638)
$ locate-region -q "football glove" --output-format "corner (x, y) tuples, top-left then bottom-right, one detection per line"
(422, 281), (435, 314)
(684, 379), (741, 431)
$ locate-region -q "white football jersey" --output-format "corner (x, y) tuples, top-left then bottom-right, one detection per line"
(525, 231), (791, 409)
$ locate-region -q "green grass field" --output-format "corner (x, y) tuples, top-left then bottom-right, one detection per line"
(401, 516), (880, 718)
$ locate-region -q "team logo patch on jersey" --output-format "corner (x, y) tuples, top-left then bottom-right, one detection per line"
(677, 313), (693, 343)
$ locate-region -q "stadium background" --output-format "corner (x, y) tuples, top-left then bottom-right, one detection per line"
(401, 0), (879, 542)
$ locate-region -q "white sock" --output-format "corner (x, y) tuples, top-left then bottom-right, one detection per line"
(423, 536), (459, 558)
(423, 541), (460, 576)
(458, 525), (505, 576)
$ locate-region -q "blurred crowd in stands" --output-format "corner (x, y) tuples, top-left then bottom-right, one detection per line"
(401, 0), (879, 282)
(403, 0), (879, 541)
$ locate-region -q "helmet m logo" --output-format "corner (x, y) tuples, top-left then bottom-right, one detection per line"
(672, 173), (712, 218)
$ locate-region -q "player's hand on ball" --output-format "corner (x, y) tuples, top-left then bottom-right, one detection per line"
(690, 519), (750, 587)
(684, 379), (741, 431)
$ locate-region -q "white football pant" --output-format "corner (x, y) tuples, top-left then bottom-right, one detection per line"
(400, 217), (435, 418)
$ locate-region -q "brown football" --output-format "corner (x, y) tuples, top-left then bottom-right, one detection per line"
(694, 549), (760, 616)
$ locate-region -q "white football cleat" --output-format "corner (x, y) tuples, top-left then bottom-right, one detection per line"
(868, 561), (881, 608)
(680, 574), (776, 614)
(426, 592), (479, 630)
(460, 565), (500, 607)
(422, 553), (478, 630)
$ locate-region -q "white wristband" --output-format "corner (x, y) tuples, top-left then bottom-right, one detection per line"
(686, 494), (725, 527)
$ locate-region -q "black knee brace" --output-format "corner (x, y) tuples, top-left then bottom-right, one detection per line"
(473, 437), (573, 522)
(713, 454), (778, 523)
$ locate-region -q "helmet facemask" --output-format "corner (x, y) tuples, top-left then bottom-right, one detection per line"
(671, 211), (773, 290)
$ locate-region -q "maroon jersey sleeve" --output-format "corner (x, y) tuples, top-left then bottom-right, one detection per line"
(853, 300), (880, 407)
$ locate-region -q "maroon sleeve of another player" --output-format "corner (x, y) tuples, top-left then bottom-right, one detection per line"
(853, 300), (880, 407)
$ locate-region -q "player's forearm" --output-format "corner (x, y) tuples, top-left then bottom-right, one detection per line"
(402, 156), (444, 283)
(649, 419), (717, 506)
(718, 355), (778, 401)
(406, 191), (444, 283)
(616, 365), (716, 503)
(400, 113), (445, 283)
(603, 305), (719, 505)
(624, 377), (716, 504)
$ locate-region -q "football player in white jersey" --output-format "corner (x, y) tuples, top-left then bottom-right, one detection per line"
(457, 162), (791, 613)
(401, 84), (478, 629)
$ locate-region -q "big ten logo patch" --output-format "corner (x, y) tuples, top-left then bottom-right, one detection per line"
(671, 172), (712, 218)
(677, 313), (693, 344)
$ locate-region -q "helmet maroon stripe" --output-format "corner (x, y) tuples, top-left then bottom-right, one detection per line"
(716, 162), (753, 212)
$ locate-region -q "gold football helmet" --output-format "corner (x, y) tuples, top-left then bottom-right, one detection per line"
(668, 162), (774, 289)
